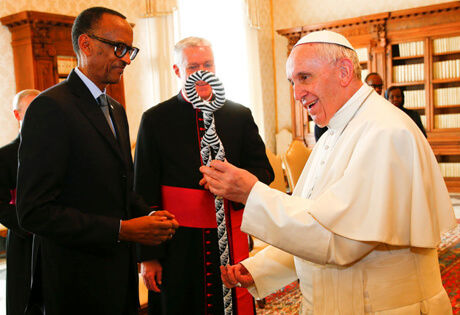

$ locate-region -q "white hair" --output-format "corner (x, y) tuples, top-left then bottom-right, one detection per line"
(314, 43), (362, 80)
(173, 37), (212, 67)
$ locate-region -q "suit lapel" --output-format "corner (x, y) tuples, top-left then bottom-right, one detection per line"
(66, 70), (124, 160)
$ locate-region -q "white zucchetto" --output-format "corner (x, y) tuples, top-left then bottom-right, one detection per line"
(294, 30), (355, 51)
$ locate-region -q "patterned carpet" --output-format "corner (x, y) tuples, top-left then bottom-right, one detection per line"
(255, 196), (460, 315)
(439, 221), (460, 314)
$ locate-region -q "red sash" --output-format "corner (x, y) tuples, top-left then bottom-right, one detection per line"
(161, 185), (254, 314)
(161, 185), (217, 228)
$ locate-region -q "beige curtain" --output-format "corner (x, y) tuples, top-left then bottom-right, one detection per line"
(245, 0), (260, 29)
(141, 0), (178, 17)
(246, 26), (265, 139)
(245, 0), (265, 138)
(140, 1), (179, 106)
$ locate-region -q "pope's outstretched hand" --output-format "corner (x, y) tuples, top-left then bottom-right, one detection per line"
(199, 160), (258, 204)
(220, 264), (254, 288)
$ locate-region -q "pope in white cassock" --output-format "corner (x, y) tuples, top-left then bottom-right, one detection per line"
(200, 30), (457, 314)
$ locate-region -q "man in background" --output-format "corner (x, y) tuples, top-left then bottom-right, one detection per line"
(385, 86), (427, 137)
(364, 72), (384, 95)
(0, 89), (40, 315)
(202, 30), (455, 314)
(134, 36), (274, 315)
(16, 7), (178, 315)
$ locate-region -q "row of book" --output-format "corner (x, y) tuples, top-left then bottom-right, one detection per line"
(432, 36), (460, 54)
(397, 41), (424, 58)
(397, 36), (460, 57)
(393, 64), (424, 83)
(434, 113), (460, 129)
(439, 163), (460, 178)
(433, 59), (460, 80)
(434, 86), (460, 107)
(356, 47), (368, 63)
(403, 90), (426, 109)
(57, 56), (78, 76)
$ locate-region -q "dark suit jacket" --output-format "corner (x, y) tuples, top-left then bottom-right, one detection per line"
(0, 136), (35, 315)
(400, 106), (427, 138)
(16, 70), (150, 315)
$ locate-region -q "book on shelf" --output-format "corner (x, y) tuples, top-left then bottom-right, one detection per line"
(420, 115), (426, 128)
(393, 64), (424, 83)
(57, 56), (78, 76)
(439, 162), (460, 178)
(434, 86), (460, 107)
(432, 36), (460, 54)
(434, 113), (460, 129)
(403, 90), (426, 109)
(433, 59), (460, 80)
(398, 41), (424, 57)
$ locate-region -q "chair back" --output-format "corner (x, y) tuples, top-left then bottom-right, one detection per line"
(266, 148), (287, 193)
(282, 140), (312, 191)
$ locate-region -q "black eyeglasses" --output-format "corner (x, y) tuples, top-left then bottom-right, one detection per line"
(88, 34), (139, 61)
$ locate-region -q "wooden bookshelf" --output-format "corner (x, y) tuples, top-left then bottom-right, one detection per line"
(0, 11), (126, 106)
(277, 1), (460, 192)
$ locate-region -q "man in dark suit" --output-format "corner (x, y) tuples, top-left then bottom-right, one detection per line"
(0, 89), (40, 315)
(16, 7), (178, 315)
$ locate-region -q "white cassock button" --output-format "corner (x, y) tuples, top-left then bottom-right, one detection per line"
(330, 131), (334, 135)
(325, 145), (329, 150)
(321, 161), (325, 165)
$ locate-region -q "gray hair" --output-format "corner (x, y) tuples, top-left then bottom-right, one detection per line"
(315, 43), (362, 80)
(13, 89), (40, 112)
(173, 37), (212, 67)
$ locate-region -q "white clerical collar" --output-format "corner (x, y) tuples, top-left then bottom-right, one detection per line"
(74, 67), (107, 100)
(327, 84), (373, 131)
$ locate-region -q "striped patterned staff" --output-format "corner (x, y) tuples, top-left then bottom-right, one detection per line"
(185, 70), (233, 315)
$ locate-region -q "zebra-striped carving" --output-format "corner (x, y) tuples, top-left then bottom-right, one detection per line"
(185, 70), (233, 315)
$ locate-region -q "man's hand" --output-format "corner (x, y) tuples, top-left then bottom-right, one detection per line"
(152, 210), (179, 229)
(198, 176), (209, 190)
(141, 259), (163, 292)
(119, 210), (178, 245)
(199, 160), (258, 204)
(220, 264), (254, 288)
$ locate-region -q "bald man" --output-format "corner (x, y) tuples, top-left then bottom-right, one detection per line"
(364, 72), (384, 95)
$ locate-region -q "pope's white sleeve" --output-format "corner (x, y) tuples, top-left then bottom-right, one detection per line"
(243, 182), (378, 266)
(241, 245), (297, 299)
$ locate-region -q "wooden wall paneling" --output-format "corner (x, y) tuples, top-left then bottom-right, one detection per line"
(1, 11), (127, 106)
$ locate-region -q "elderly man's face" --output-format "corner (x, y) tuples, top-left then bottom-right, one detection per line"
(174, 45), (215, 100)
(287, 44), (344, 127)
